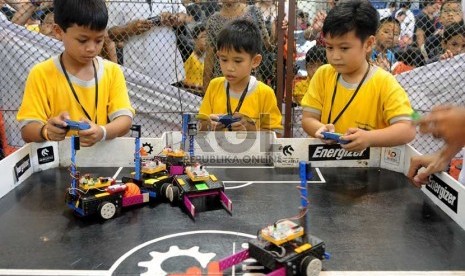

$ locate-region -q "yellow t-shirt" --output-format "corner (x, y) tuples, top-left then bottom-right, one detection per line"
(183, 52), (204, 88)
(17, 56), (134, 132)
(293, 77), (310, 105)
(199, 76), (283, 133)
(301, 64), (413, 132)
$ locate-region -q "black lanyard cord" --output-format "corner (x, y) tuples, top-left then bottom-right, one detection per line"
(226, 81), (249, 115)
(327, 64), (371, 125)
(59, 53), (98, 123)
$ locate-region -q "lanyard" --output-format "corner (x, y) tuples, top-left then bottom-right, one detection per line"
(226, 81), (249, 115)
(59, 53), (98, 123)
(327, 64), (370, 125)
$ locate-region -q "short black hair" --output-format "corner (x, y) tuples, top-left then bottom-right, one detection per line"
(379, 16), (400, 29)
(54, 0), (108, 32)
(322, 0), (379, 42)
(305, 46), (327, 64)
(419, 0), (436, 10)
(443, 23), (465, 43)
(192, 23), (206, 40)
(395, 46), (425, 67)
(217, 19), (262, 56)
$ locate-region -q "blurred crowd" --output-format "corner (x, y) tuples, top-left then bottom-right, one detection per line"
(1, 0), (464, 102)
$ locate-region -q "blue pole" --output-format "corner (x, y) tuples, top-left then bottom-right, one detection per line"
(71, 136), (77, 196)
(299, 161), (308, 209)
(135, 136), (141, 180)
(181, 113), (188, 151)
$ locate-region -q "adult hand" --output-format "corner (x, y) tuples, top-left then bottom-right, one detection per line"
(127, 19), (153, 36)
(418, 105), (465, 146)
(407, 152), (446, 187)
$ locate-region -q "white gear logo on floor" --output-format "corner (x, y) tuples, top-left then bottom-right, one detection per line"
(138, 245), (216, 275)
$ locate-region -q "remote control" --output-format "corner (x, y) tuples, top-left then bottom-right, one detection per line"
(321, 131), (350, 144)
(218, 115), (240, 126)
(65, 119), (91, 130)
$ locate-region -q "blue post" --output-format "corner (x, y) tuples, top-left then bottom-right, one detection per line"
(299, 161), (308, 209)
(70, 136), (77, 196)
(299, 161), (309, 238)
(135, 136), (141, 180)
(181, 113), (189, 152)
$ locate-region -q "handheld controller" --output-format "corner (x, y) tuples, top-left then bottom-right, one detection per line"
(321, 131), (349, 144)
(218, 115), (240, 126)
(65, 119), (91, 131)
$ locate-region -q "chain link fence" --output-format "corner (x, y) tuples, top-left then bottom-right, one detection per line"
(0, 0), (464, 158)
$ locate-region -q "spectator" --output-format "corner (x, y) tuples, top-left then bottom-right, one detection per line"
(391, 46), (426, 74)
(395, 1), (416, 48)
(198, 19), (283, 135)
(39, 10), (55, 38)
(203, 0), (272, 92)
(107, 0), (188, 84)
(183, 23), (206, 94)
(293, 46), (326, 105)
(414, 0), (439, 49)
(303, 10), (326, 43)
(425, 0), (463, 59)
(437, 22), (465, 60)
(2, 0), (36, 25)
(378, 2), (397, 20)
(16, 0), (134, 147)
(371, 16), (401, 71)
(301, 0), (416, 152)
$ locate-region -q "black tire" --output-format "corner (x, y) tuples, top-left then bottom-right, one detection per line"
(300, 255), (322, 276)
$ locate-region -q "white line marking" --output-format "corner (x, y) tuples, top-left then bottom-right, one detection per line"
(108, 230), (256, 273)
(315, 168), (326, 183)
(222, 168), (326, 188)
(207, 166), (274, 169)
(0, 270), (108, 276)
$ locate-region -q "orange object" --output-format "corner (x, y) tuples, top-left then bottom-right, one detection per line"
(124, 182), (141, 197)
(0, 110), (16, 157)
(449, 158), (463, 181)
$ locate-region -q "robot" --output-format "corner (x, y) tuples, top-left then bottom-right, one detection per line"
(65, 134), (150, 220)
(159, 113), (233, 219)
(217, 161), (329, 275)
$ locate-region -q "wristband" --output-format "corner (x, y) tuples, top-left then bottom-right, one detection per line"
(99, 125), (107, 142)
(40, 124), (50, 141)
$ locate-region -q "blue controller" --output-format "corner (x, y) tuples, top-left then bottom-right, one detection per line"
(65, 119), (91, 130)
(218, 115), (240, 126)
(321, 131), (350, 144)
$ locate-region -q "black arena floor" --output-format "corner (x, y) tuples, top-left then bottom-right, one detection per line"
(0, 166), (464, 275)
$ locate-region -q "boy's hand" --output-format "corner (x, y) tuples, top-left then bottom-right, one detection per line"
(208, 114), (224, 131)
(340, 128), (371, 152)
(76, 119), (104, 147)
(230, 113), (257, 132)
(45, 112), (70, 141)
(315, 124), (336, 144)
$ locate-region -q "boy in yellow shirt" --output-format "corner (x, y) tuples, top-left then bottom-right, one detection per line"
(301, 0), (415, 152)
(17, 0), (134, 147)
(198, 19), (282, 135)
(294, 46), (326, 105)
(183, 23), (206, 94)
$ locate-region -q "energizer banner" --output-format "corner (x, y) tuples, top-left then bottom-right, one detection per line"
(426, 174), (458, 213)
(308, 144), (370, 161)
